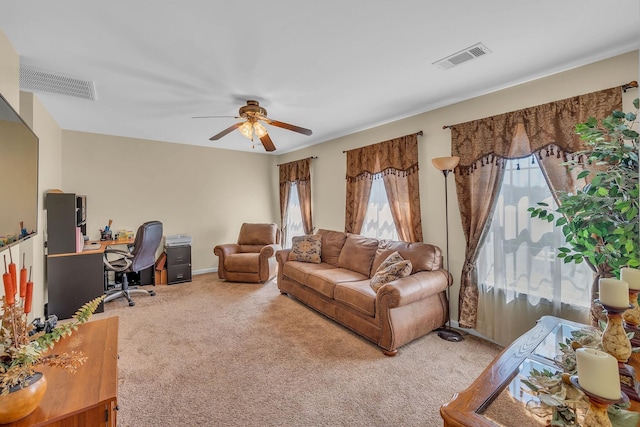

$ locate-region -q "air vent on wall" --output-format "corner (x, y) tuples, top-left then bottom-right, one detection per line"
(433, 43), (492, 70)
(19, 64), (97, 101)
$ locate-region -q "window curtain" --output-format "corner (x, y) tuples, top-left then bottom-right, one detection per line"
(279, 158), (313, 243)
(450, 87), (622, 329)
(345, 133), (423, 242)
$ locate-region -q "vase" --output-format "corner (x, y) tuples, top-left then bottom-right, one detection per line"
(0, 372), (47, 424)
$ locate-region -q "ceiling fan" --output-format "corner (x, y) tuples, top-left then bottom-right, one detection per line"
(194, 100), (312, 152)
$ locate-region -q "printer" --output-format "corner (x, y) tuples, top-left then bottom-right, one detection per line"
(165, 234), (192, 247)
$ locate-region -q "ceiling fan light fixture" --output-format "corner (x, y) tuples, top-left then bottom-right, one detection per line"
(253, 122), (268, 138)
(238, 121), (254, 140)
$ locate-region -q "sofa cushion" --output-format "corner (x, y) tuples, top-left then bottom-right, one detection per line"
(372, 241), (442, 274)
(317, 229), (348, 266)
(334, 280), (376, 317)
(337, 234), (379, 277)
(288, 234), (322, 263)
(225, 253), (260, 273)
(282, 261), (334, 284)
(375, 251), (404, 271)
(237, 223), (278, 246)
(305, 268), (367, 299)
(370, 257), (413, 292)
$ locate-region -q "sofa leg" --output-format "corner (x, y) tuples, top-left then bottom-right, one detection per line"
(382, 348), (398, 357)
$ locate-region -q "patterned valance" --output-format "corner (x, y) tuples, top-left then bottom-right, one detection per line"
(458, 144), (591, 176)
(279, 157), (311, 183)
(450, 87), (622, 175)
(345, 133), (420, 182)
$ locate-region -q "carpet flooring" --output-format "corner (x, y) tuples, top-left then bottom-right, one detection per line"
(94, 273), (502, 426)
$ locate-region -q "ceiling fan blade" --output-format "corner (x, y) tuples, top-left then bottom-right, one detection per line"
(209, 123), (240, 140)
(267, 119), (313, 136)
(192, 115), (237, 119)
(260, 134), (277, 152)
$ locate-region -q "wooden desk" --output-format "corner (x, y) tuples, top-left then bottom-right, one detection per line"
(440, 316), (640, 426)
(3, 317), (119, 427)
(46, 238), (133, 319)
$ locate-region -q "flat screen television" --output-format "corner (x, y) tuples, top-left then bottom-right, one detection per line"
(0, 92), (39, 252)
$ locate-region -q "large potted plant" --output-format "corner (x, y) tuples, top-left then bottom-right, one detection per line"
(529, 98), (639, 324)
(1, 266), (104, 423)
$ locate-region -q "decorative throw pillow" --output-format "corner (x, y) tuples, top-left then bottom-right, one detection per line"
(288, 234), (322, 263)
(370, 252), (412, 291)
(376, 251), (405, 272)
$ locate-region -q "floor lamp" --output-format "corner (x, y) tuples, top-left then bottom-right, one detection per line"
(431, 156), (464, 342)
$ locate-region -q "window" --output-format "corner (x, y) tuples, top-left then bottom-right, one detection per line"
(477, 156), (592, 308)
(361, 178), (398, 241)
(284, 182), (304, 249)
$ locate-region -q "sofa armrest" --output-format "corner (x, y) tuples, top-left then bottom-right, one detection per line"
(377, 269), (450, 308)
(275, 249), (291, 266)
(259, 244), (282, 259)
(213, 243), (240, 258)
(275, 249), (291, 287)
(213, 243), (241, 280)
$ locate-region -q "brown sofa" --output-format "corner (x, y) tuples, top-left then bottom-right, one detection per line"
(276, 229), (450, 356)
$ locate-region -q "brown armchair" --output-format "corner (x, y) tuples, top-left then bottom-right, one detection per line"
(213, 223), (281, 283)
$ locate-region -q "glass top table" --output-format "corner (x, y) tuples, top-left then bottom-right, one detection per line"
(440, 316), (640, 426)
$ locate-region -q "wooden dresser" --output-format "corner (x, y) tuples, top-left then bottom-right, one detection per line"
(3, 316), (119, 427)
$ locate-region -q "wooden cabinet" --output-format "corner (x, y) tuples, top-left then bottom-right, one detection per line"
(6, 317), (118, 427)
(166, 245), (191, 284)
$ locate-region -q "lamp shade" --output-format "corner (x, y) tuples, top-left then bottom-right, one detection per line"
(253, 121), (268, 138)
(432, 156), (460, 171)
(238, 121), (253, 139)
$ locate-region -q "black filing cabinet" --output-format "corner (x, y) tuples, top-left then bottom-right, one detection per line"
(166, 245), (192, 284)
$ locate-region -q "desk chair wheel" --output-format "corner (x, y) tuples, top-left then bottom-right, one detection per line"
(129, 301), (135, 307)
(149, 290), (156, 296)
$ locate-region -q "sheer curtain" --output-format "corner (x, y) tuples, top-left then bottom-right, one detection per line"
(361, 177), (399, 241)
(475, 156), (592, 345)
(283, 182), (304, 248)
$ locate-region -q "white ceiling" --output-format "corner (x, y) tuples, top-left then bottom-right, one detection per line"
(0, 1), (638, 154)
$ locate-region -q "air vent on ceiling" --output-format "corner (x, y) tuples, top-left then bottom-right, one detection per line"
(433, 43), (492, 70)
(19, 65), (97, 101)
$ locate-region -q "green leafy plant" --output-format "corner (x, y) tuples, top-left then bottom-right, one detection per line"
(0, 294), (104, 395)
(529, 98), (639, 319)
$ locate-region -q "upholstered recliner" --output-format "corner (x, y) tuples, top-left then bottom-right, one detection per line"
(213, 223), (281, 283)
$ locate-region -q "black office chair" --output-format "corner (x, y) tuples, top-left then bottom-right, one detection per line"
(104, 220), (163, 306)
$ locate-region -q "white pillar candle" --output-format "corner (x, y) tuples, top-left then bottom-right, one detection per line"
(621, 268), (640, 291)
(599, 278), (629, 307)
(576, 347), (621, 400)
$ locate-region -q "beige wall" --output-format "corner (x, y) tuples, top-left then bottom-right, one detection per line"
(0, 30), (62, 319)
(276, 51), (639, 323)
(61, 131), (277, 272)
(0, 29), (18, 107)
(20, 92), (63, 319)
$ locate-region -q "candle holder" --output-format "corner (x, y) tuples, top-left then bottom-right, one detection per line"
(570, 376), (628, 427)
(598, 301), (640, 401)
(623, 289), (640, 347)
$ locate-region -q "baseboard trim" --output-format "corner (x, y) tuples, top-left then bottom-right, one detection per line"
(450, 320), (500, 346)
(193, 268), (217, 276)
